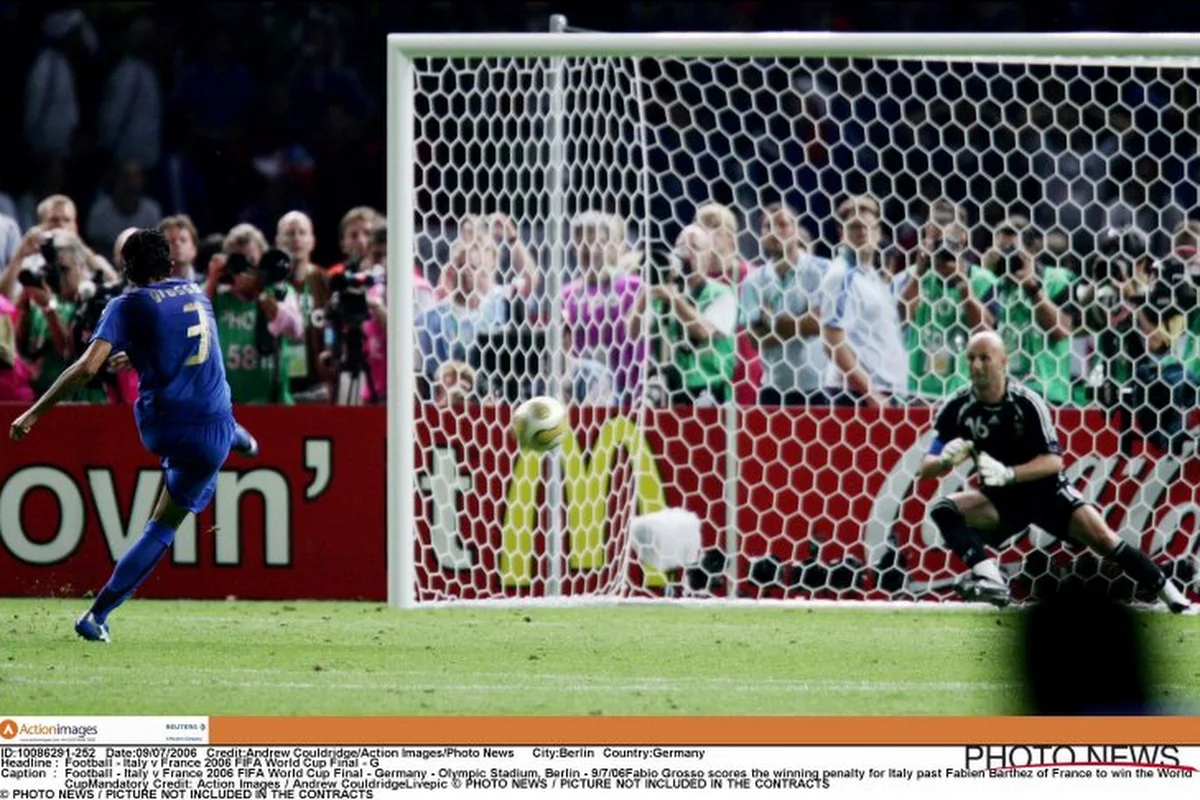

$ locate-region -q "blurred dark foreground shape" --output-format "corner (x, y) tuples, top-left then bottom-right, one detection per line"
(1018, 577), (1156, 715)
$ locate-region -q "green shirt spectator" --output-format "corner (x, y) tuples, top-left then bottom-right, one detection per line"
(903, 260), (998, 399)
(24, 299), (107, 402)
(16, 230), (108, 403)
(207, 223), (306, 405)
(213, 285), (303, 404)
(656, 278), (736, 400)
(630, 224), (738, 405)
(983, 265), (1076, 404)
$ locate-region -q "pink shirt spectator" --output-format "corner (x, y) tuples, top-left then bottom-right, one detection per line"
(362, 283), (387, 403)
(0, 294), (34, 402)
(563, 272), (643, 403)
(362, 268), (432, 403)
(266, 289), (304, 341)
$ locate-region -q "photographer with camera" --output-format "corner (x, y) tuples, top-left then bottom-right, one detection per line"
(1063, 227), (1149, 407)
(275, 210), (329, 402)
(628, 224), (737, 406)
(324, 219), (389, 405)
(898, 199), (996, 400)
(1121, 254), (1200, 454)
(204, 223), (303, 404)
(979, 216), (1075, 404)
(0, 195), (119, 302)
(15, 230), (108, 402)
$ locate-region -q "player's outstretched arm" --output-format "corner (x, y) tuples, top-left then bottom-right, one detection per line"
(9, 339), (113, 441)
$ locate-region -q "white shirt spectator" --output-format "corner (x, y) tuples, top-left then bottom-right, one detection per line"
(0, 215), (21, 268)
(740, 253), (831, 395)
(0, 193), (17, 222)
(86, 193), (163, 258)
(416, 286), (509, 383)
(819, 256), (909, 395)
(97, 55), (162, 169)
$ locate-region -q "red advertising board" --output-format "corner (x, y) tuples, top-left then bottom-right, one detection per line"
(3, 404), (1197, 601)
(0, 406), (386, 600)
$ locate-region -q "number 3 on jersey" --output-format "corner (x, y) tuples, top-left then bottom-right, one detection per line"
(183, 302), (211, 366)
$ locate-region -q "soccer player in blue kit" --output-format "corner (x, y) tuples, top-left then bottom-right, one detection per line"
(9, 228), (258, 642)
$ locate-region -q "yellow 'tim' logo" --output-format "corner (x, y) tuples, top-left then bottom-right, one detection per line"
(501, 415), (667, 587)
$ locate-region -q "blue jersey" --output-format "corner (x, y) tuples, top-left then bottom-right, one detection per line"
(92, 280), (233, 433)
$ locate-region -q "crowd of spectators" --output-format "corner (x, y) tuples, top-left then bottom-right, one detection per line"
(1, 4), (1199, 455)
(414, 198), (1200, 458)
(0, 193), (392, 407)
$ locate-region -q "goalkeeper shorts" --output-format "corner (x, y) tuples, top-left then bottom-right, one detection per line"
(980, 482), (1091, 544)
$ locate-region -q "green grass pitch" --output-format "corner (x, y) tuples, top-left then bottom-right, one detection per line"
(4, 599), (1200, 716)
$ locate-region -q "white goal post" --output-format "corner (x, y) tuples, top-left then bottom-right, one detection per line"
(387, 31), (1200, 609)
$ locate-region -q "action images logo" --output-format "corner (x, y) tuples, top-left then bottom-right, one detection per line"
(0, 719), (100, 741)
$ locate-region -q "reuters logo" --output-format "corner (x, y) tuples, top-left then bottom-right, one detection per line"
(0, 719), (18, 740)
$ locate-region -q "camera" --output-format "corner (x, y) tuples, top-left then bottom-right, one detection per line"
(1087, 227), (1146, 285)
(220, 248), (292, 296)
(930, 236), (960, 266)
(18, 234), (65, 294)
(326, 259), (380, 401)
(72, 277), (127, 391)
(646, 243), (679, 287)
(1139, 256), (1197, 329)
(1085, 255), (1128, 285)
(999, 244), (1025, 276)
(328, 264), (377, 328)
(1124, 255), (1200, 455)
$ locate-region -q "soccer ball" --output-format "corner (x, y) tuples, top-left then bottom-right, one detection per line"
(511, 396), (569, 453)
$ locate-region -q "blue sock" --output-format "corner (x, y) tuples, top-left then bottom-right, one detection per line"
(232, 423), (253, 452)
(89, 520), (176, 624)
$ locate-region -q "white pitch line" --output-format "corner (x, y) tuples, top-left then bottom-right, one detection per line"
(0, 662), (1016, 691)
(15, 614), (1001, 640)
(112, 615), (590, 628)
(0, 674), (1022, 694)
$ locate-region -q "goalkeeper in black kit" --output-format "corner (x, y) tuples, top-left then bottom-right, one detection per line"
(919, 331), (1194, 613)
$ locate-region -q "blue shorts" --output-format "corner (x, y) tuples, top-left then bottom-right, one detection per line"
(140, 418), (235, 514)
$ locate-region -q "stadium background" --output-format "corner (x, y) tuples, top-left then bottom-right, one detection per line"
(2, 2), (1200, 715)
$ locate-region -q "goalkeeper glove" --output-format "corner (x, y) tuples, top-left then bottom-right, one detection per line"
(978, 452), (1015, 487)
(939, 438), (973, 470)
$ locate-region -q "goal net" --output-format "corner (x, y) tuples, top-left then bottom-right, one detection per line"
(390, 31), (1200, 607)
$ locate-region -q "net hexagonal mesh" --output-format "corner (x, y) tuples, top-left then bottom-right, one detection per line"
(405, 45), (1200, 606)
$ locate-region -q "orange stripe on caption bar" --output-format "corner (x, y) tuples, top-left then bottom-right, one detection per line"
(210, 717), (1200, 746)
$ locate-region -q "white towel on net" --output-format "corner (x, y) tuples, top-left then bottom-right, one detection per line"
(630, 508), (703, 572)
